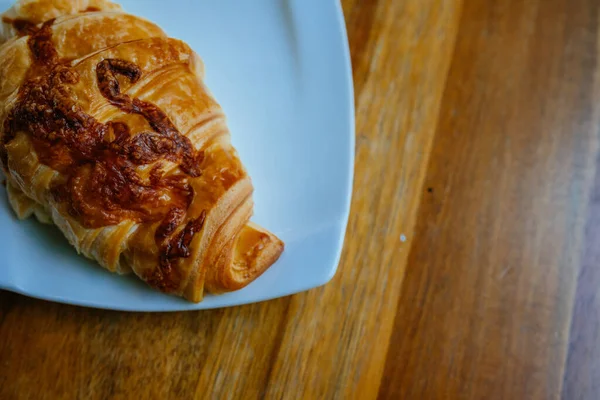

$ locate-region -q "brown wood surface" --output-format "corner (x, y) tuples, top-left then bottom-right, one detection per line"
(2, 0), (600, 398)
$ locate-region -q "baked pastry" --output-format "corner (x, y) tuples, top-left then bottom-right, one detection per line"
(0, 0), (284, 302)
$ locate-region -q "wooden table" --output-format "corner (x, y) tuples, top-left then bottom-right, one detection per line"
(2, 0), (600, 398)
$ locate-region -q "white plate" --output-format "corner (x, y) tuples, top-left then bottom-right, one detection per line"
(0, 0), (354, 311)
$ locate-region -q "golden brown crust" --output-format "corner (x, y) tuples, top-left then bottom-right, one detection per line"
(0, 0), (284, 302)
(204, 223), (284, 294)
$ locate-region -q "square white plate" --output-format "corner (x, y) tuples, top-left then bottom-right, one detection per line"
(0, 0), (354, 311)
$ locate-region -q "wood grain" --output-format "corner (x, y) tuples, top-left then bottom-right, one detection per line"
(380, 0), (600, 399)
(2, 0), (600, 398)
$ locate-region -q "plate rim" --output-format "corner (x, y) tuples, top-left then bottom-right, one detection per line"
(0, 0), (355, 311)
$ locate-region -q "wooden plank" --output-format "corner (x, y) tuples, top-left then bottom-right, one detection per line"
(563, 145), (600, 400)
(378, 0), (600, 398)
(262, 0), (462, 398)
(563, 17), (600, 394)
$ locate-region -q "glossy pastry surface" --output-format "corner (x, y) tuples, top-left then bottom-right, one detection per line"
(0, 0), (284, 302)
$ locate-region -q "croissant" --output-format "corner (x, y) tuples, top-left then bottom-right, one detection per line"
(0, 0), (284, 302)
